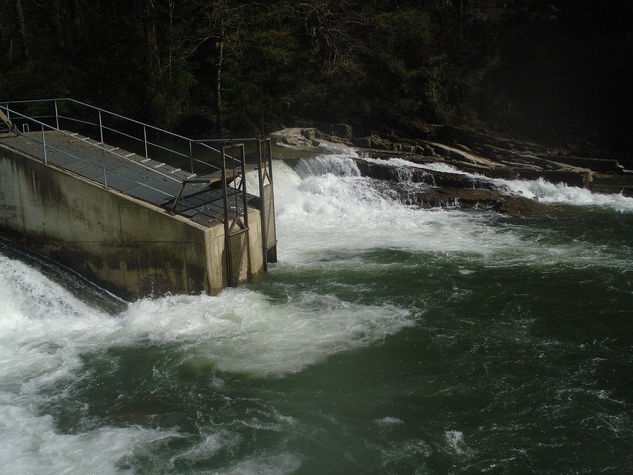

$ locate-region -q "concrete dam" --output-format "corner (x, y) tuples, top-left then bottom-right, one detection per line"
(0, 99), (277, 300)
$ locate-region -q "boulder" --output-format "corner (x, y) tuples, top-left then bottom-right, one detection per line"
(300, 128), (317, 141)
(281, 134), (313, 148)
(354, 159), (497, 190)
(384, 183), (554, 218)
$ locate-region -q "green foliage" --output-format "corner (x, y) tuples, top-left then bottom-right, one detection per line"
(0, 0), (631, 150)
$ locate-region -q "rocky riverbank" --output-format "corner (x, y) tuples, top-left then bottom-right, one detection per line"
(271, 125), (633, 217)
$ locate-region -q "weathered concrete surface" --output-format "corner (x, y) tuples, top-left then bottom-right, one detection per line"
(0, 144), (264, 300)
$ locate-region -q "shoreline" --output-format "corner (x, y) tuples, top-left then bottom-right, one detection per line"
(270, 126), (633, 217)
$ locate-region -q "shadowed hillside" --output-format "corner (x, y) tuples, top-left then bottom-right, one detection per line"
(1, 1), (631, 161)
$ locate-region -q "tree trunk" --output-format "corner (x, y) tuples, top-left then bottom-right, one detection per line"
(15, 0), (28, 58)
(216, 16), (224, 134)
(168, 0), (174, 81)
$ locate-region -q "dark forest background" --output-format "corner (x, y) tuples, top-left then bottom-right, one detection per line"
(1, 0), (632, 156)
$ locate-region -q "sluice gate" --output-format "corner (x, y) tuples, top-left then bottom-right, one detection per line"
(0, 98), (277, 299)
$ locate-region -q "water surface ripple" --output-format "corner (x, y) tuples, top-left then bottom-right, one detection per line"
(1, 153), (632, 473)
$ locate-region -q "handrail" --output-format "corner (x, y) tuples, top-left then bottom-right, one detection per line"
(2, 107), (182, 186)
(60, 116), (198, 169)
(0, 98), (265, 220)
(195, 138), (262, 143)
(0, 98), (245, 166)
(1, 98), (224, 155)
(1, 99), (278, 283)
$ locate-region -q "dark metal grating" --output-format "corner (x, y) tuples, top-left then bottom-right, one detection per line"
(0, 130), (256, 226)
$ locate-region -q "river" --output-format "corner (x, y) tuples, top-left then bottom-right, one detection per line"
(1, 147), (632, 473)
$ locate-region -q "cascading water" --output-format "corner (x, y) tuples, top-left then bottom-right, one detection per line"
(363, 154), (633, 213)
(1, 149), (632, 473)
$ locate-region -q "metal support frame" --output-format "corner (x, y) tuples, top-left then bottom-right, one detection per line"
(171, 182), (188, 214)
(188, 140), (194, 173)
(257, 138), (277, 269)
(98, 110), (104, 143)
(143, 125), (148, 158)
(54, 100), (60, 130)
(0, 98), (277, 288)
(102, 154), (108, 188)
(0, 107), (16, 133)
(41, 125), (48, 163)
(221, 143), (250, 287)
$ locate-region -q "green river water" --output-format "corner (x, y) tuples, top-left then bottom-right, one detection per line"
(1, 149), (632, 473)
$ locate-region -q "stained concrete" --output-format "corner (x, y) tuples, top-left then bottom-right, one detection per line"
(0, 139), (265, 300)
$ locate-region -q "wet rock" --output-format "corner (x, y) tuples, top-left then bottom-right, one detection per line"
(356, 132), (597, 188)
(542, 154), (626, 174)
(351, 135), (392, 150)
(497, 196), (550, 217)
(300, 128), (317, 141)
(383, 183), (553, 218)
(271, 128), (318, 148)
(589, 174), (633, 196)
(309, 122), (353, 143)
(354, 159), (497, 190)
(354, 158), (562, 217)
(351, 136), (371, 148)
(282, 135), (313, 147)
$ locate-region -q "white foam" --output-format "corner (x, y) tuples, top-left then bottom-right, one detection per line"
(294, 153), (360, 178)
(445, 430), (472, 456)
(169, 430), (241, 466)
(0, 249), (414, 470)
(0, 257), (120, 395)
(0, 397), (177, 474)
(0, 256), (175, 472)
(375, 416), (405, 426)
(1, 148), (631, 471)
(119, 289), (413, 376)
(492, 177), (633, 212)
(361, 155), (468, 175)
(357, 155), (633, 213)
(317, 141), (358, 155)
(273, 159), (615, 267)
(0, 251), (415, 381)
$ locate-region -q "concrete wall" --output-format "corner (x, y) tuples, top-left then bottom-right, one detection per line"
(0, 144), (264, 300)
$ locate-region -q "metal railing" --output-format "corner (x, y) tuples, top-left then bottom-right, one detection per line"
(0, 98), (277, 284)
(0, 98), (257, 202)
(0, 98), (239, 173)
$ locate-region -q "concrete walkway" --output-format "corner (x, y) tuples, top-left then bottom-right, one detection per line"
(0, 131), (250, 226)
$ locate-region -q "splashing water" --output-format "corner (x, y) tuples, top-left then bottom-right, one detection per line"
(360, 155), (633, 213)
(1, 151), (633, 473)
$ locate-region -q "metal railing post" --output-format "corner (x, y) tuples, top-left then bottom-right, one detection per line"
(239, 144), (248, 221)
(257, 140), (267, 271)
(41, 125), (48, 163)
(239, 144), (250, 278)
(54, 100), (60, 130)
(143, 125), (148, 158)
(221, 145), (233, 287)
(102, 155), (108, 188)
(98, 110), (104, 143)
(267, 138), (274, 182)
(188, 140), (194, 173)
